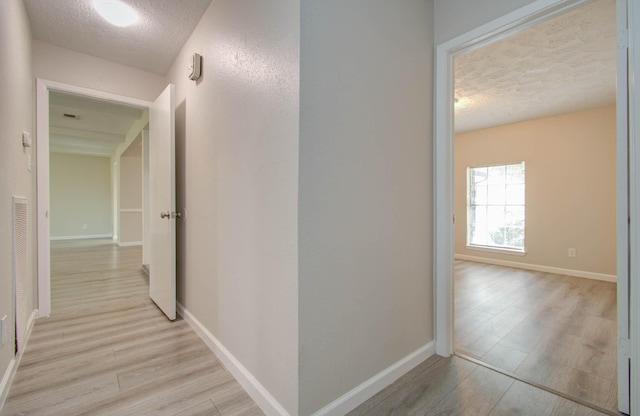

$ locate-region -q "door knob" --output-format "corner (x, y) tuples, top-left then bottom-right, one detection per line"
(160, 211), (171, 219)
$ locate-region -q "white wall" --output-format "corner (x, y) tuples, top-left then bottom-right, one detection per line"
(119, 155), (142, 209)
(49, 153), (112, 239)
(142, 130), (150, 264)
(434, 0), (537, 44)
(33, 41), (166, 102)
(118, 150), (142, 245)
(166, 0), (299, 413)
(298, 1), (434, 414)
(0, 0), (37, 403)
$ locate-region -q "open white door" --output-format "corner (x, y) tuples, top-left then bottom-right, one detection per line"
(149, 84), (176, 320)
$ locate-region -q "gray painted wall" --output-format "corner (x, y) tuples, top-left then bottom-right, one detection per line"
(166, 0), (300, 413)
(434, 0), (538, 44)
(33, 41), (166, 102)
(299, 1), (435, 413)
(0, 0), (37, 399)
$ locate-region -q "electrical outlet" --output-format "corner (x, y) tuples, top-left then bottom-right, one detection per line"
(568, 248), (576, 257)
(83, 224), (88, 230)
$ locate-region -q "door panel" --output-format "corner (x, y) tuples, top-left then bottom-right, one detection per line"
(149, 84), (176, 320)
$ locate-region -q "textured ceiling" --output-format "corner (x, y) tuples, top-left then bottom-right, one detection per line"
(454, 0), (616, 133)
(49, 92), (146, 157)
(27, 0), (615, 136)
(23, 0), (212, 75)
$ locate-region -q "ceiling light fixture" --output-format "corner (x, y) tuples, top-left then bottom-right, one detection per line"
(93, 0), (139, 27)
(454, 97), (469, 109)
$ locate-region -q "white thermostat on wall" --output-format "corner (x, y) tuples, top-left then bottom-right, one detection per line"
(188, 53), (202, 81)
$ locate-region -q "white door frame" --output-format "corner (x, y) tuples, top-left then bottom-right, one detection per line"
(629, 0), (640, 413)
(433, 0), (639, 413)
(35, 79), (151, 318)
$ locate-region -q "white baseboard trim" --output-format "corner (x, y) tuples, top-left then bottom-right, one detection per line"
(0, 359), (16, 411)
(176, 303), (290, 416)
(50, 234), (113, 241)
(455, 254), (616, 282)
(177, 302), (435, 416)
(1, 309), (37, 411)
(117, 241), (142, 247)
(311, 341), (435, 416)
(22, 309), (37, 352)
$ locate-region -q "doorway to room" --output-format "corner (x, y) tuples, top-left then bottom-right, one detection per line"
(453, 1), (618, 411)
(434, 0), (631, 414)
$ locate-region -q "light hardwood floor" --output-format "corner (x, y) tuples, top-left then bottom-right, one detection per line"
(1, 239), (264, 416)
(1, 241), (618, 416)
(453, 260), (618, 414)
(348, 354), (610, 416)
(346, 259), (615, 416)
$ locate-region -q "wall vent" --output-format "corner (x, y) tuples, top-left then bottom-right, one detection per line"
(12, 196), (27, 354)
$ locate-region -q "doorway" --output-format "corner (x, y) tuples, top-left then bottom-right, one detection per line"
(433, 0), (638, 415)
(36, 79), (152, 318)
(452, 0), (617, 412)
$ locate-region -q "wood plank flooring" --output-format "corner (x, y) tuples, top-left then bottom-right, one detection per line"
(453, 260), (618, 414)
(1, 239), (264, 416)
(347, 259), (617, 416)
(347, 355), (610, 416)
(2, 241), (620, 416)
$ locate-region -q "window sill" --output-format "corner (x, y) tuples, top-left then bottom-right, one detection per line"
(466, 245), (526, 256)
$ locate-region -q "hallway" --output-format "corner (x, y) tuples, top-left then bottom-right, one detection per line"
(1, 240), (263, 416)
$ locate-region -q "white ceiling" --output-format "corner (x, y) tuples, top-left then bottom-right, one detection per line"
(23, 0), (212, 75)
(454, 0), (616, 133)
(49, 91), (146, 157)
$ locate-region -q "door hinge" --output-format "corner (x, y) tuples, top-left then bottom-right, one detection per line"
(619, 337), (631, 359)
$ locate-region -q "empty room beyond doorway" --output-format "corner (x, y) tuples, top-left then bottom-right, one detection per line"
(451, 0), (618, 413)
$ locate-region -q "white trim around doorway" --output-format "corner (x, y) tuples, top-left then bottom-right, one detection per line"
(628, 0), (640, 413)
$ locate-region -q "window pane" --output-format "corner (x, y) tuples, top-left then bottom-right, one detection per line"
(472, 184), (487, 205)
(505, 184), (524, 205)
(467, 162), (525, 251)
(468, 206), (487, 246)
(487, 206), (504, 233)
(506, 206), (525, 226)
(471, 167), (488, 186)
(487, 184), (505, 205)
(488, 165), (505, 184)
(505, 206), (525, 249)
(506, 163), (525, 184)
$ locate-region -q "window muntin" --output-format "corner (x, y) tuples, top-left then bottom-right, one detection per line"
(467, 162), (525, 251)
